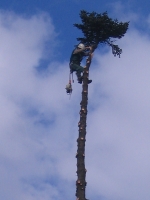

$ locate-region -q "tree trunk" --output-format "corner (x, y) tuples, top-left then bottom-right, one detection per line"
(76, 54), (92, 200)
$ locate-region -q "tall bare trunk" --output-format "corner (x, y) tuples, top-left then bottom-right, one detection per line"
(76, 54), (92, 200)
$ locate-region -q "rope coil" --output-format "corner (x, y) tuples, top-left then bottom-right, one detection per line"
(65, 71), (74, 97)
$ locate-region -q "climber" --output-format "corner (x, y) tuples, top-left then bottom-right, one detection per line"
(69, 43), (93, 84)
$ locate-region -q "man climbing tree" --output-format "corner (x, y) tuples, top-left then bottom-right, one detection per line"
(69, 43), (93, 84)
(74, 10), (129, 200)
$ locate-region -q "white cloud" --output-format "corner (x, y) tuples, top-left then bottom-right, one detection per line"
(0, 11), (74, 200)
(85, 28), (150, 200)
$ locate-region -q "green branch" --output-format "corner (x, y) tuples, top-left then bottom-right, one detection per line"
(74, 10), (129, 57)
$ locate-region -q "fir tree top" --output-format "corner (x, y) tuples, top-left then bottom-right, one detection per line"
(74, 10), (129, 57)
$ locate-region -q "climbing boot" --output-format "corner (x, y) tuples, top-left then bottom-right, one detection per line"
(78, 76), (83, 84)
(88, 79), (92, 84)
(78, 78), (92, 84)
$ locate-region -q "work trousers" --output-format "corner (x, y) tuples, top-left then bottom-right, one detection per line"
(70, 63), (83, 79)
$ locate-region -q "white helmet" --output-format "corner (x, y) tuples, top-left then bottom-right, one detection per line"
(78, 43), (85, 50)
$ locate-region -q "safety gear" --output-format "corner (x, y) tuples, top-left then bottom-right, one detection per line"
(65, 72), (73, 96)
(65, 83), (72, 94)
(78, 43), (85, 50)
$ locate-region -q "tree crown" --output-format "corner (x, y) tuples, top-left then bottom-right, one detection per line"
(74, 10), (129, 57)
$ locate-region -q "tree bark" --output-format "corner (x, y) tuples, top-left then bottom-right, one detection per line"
(76, 54), (92, 200)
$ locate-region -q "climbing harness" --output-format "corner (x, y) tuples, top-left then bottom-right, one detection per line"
(65, 70), (74, 97)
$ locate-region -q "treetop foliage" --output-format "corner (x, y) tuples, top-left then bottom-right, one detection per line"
(74, 10), (129, 57)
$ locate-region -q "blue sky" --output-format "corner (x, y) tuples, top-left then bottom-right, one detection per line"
(0, 0), (149, 61)
(1, 1), (150, 200)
